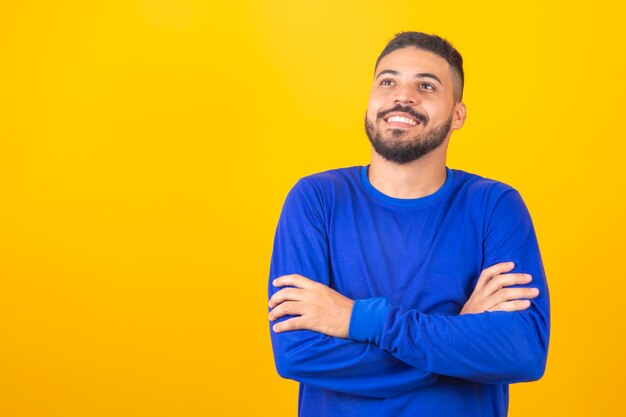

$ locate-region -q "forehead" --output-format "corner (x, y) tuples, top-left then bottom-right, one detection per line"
(375, 47), (451, 82)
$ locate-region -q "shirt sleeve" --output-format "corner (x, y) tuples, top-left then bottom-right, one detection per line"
(269, 178), (438, 398)
(349, 188), (550, 384)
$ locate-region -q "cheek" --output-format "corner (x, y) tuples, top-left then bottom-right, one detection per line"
(424, 103), (446, 120)
(366, 99), (382, 121)
(366, 92), (384, 113)
(365, 106), (375, 119)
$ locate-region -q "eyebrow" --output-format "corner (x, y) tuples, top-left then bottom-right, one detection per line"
(376, 69), (443, 85)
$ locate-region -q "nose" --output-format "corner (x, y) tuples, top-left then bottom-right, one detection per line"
(394, 85), (419, 105)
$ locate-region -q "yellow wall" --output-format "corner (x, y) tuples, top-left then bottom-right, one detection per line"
(1, 1), (624, 416)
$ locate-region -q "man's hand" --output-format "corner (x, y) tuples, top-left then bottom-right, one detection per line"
(461, 262), (539, 315)
(269, 274), (354, 338)
(269, 263), (539, 337)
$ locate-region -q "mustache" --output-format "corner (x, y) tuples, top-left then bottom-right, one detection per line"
(377, 105), (428, 125)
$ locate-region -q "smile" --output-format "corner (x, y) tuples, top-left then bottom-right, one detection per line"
(383, 113), (420, 127)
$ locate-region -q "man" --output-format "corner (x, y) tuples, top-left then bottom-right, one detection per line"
(268, 32), (549, 417)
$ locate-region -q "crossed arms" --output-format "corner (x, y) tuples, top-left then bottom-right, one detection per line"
(269, 262), (539, 338)
(268, 178), (550, 398)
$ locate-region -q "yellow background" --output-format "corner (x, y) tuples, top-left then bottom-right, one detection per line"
(1, 1), (624, 416)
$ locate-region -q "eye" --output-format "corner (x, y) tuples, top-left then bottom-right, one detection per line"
(379, 78), (396, 86)
(419, 82), (435, 91)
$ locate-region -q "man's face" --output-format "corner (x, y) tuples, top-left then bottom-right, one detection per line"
(365, 47), (464, 164)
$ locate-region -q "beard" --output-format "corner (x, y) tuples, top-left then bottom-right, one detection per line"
(365, 109), (453, 165)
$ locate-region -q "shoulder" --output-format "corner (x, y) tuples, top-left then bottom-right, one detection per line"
(291, 166), (362, 199)
(451, 169), (522, 209)
(298, 166), (362, 188)
(283, 166), (362, 214)
(449, 169), (531, 231)
(450, 170), (534, 242)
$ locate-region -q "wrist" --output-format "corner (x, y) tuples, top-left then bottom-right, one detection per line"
(336, 299), (355, 338)
(348, 297), (390, 345)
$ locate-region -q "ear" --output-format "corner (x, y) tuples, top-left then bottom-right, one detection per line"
(451, 102), (467, 130)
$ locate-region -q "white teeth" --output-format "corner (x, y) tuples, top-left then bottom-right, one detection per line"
(387, 115), (417, 126)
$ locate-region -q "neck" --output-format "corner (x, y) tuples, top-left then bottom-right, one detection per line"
(368, 143), (449, 199)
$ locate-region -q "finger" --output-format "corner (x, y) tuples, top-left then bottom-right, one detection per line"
(272, 274), (317, 289)
(488, 299), (532, 313)
(483, 273), (532, 295)
(475, 262), (515, 291)
(269, 288), (303, 308)
(497, 287), (539, 303)
(272, 316), (306, 333)
(268, 301), (302, 321)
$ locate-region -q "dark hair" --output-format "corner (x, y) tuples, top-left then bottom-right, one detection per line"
(376, 32), (464, 101)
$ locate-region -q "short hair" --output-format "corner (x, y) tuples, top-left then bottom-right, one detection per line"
(375, 32), (464, 102)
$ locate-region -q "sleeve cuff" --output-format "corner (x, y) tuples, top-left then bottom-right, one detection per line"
(348, 297), (390, 345)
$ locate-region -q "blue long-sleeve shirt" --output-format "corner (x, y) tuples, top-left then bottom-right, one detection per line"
(269, 166), (550, 417)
